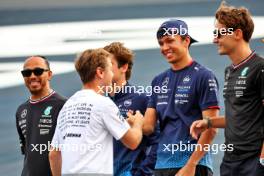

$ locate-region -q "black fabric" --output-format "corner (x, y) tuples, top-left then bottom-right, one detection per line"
(220, 154), (264, 176)
(223, 54), (264, 161)
(154, 165), (213, 176)
(16, 93), (66, 176)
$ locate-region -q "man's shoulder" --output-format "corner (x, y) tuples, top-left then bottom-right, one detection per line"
(102, 96), (117, 107)
(50, 92), (67, 102)
(254, 54), (264, 65)
(43, 92), (67, 109)
(151, 69), (171, 84)
(16, 101), (29, 112)
(192, 61), (215, 76)
(156, 69), (171, 78)
(125, 83), (148, 99)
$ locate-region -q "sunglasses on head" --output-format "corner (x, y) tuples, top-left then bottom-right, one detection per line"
(21, 67), (49, 77)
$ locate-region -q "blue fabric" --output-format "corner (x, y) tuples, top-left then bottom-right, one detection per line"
(112, 83), (159, 176)
(148, 61), (219, 171)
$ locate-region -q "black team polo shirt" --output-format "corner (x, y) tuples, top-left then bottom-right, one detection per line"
(223, 52), (264, 161)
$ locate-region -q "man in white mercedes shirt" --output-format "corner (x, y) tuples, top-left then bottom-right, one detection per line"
(49, 48), (144, 176)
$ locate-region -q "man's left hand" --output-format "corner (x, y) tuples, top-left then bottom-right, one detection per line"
(175, 163), (196, 176)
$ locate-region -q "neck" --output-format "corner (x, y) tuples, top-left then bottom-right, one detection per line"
(30, 88), (52, 100)
(83, 81), (105, 95)
(110, 78), (127, 97)
(229, 42), (252, 65)
(115, 78), (127, 87)
(171, 53), (193, 70)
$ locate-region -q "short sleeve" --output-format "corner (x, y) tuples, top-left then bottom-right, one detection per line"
(103, 100), (130, 140)
(197, 71), (220, 110)
(15, 108), (25, 154)
(50, 111), (63, 149)
(256, 64), (264, 104)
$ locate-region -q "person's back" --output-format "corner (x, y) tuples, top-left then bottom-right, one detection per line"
(49, 48), (144, 176)
(104, 42), (159, 176)
(52, 89), (129, 174)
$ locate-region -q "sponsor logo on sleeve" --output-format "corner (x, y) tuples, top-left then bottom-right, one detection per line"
(21, 109), (27, 118)
(162, 77), (169, 86)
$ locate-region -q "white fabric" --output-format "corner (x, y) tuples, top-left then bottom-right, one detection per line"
(51, 89), (130, 175)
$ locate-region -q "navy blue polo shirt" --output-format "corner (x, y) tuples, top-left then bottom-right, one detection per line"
(112, 83), (159, 176)
(148, 61), (219, 170)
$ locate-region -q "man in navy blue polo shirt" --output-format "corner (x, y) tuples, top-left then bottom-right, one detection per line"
(104, 42), (159, 176)
(138, 19), (220, 176)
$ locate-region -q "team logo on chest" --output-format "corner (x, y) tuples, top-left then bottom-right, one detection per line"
(42, 106), (53, 118)
(240, 67), (249, 77)
(39, 106), (53, 135)
(183, 75), (191, 84)
(124, 99), (132, 107)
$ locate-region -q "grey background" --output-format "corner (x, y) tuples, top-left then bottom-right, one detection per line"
(0, 0), (263, 175)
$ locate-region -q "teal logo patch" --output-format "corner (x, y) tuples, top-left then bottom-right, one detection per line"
(44, 106), (53, 116)
(241, 67), (249, 77)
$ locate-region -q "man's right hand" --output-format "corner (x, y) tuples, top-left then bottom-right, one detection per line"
(190, 119), (208, 140)
(121, 110), (144, 150)
(127, 110), (144, 127)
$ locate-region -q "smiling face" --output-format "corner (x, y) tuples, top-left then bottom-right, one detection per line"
(158, 35), (189, 65)
(22, 56), (52, 96)
(213, 20), (237, 55)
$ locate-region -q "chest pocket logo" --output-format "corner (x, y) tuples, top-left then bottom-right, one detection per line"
(183, 75), (191, 84)
(241, 67), (249, 77)
(44, 106), (53, 116)
(124, 99), (132, 107)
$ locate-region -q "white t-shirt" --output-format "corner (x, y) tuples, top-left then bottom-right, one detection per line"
(51, 89), (130, 175)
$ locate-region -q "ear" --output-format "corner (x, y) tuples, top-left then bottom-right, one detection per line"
(234, 29), (243, 40)
(47, 70), (53, 81)
(120, 63), (128, 74)
(96, 67), (104, 79)
(183, 36), (191, 47)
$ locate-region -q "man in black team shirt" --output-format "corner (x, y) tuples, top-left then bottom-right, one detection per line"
(190, 2), (264, 176)
(16, 56), (66, 176)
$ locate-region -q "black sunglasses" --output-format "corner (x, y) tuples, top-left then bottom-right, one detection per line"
(21, 68), (49, 77)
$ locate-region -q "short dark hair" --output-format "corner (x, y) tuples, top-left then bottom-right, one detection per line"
(104, 42), (134, 80)
(215, 1), (254, 42)
(32, 55), (50, 70)
(75, 48), (110, 84)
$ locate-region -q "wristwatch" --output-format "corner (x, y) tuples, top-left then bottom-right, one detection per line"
(259, 158), (264, 166)
(204, 117), (212, 129)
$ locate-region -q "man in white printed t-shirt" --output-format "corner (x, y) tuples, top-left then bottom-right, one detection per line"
(49, 48), (144, 176)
